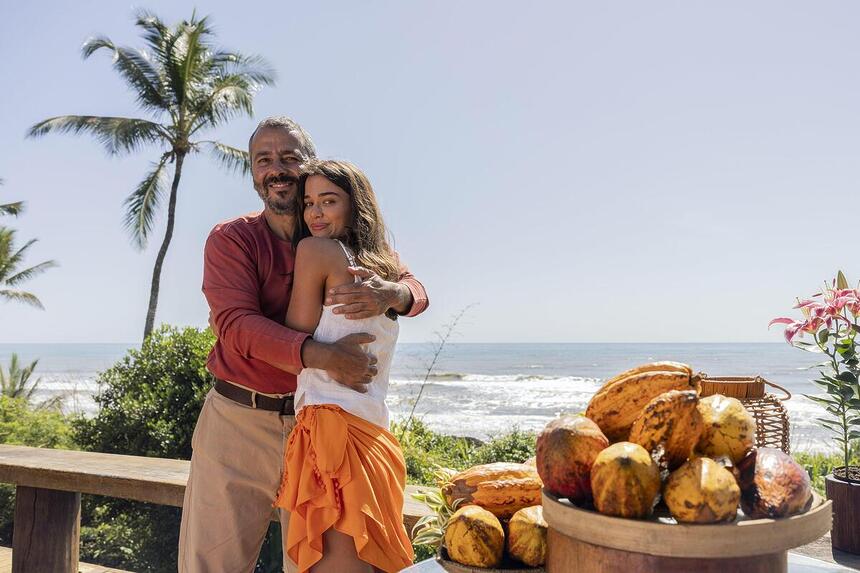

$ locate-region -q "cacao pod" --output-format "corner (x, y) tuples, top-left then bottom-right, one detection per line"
(586, 368), (700, 441)
(591, 442), (661, 519)
(442, 462), (542, 519)
(600, 361), (692, 388)
(506, 505), (547, 567)
(629, 390), (703, 470)
(444, 505), (505, 568)
(697, 395), (756, 464)
(664, 456), (740, 523)
(536, 414), (609, 504)
(736, 448), (812, 519)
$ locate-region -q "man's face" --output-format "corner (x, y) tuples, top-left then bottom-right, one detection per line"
(250, 127), (305, 216)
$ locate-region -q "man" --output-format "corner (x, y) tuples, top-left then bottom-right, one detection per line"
(178, 116), (428, 573)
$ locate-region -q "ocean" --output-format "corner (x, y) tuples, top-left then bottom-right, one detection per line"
(0, 342), (838, 452)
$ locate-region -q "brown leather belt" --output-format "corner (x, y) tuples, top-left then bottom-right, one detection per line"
(214, 378), (295, 415)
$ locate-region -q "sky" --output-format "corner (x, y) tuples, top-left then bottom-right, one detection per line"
(1, 1), (859, 344)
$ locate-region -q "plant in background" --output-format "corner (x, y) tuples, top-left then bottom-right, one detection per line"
(28, 10), (274, 340)
(770, 271), (860, 480)
(410, 473), (464, 560)
(0, 354), (59, 409)
(399, 304), (475, 440)
(0, 179), (57, 309)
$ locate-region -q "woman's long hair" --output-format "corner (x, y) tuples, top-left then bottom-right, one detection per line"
(293, 160), (400, 282)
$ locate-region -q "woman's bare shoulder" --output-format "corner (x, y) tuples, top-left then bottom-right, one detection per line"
(295, 237), (349, 268)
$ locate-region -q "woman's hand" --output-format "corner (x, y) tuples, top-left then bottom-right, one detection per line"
(326, 267), (413, 319)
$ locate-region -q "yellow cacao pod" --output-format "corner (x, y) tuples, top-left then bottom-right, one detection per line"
(444, 505), (504, 568)
(586, 367), (700, 441)
(591, 442), (661, 519)
(629, 390), (703, 470)
(696, 395), (756, 464)
(600, 361), (692, 388)
(442, 462), (542, 519)
(664, 457), (740, 523)
(506, 505), (547, 567)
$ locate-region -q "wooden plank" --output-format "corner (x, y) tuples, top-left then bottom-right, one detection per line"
(0, 446), (188, 507)
(0, 546), (133, 573)
(543, 490), (832, 559)
(546, 527), (787, 573)
(826, 475), (860, 554)
(12, 486), (80, 573)
(0, 445), (433, 529)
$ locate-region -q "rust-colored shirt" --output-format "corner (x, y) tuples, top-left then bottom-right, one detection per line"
(203, 212), (429, 394)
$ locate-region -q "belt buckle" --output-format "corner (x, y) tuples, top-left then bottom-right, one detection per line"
(250, 390), (257, 409)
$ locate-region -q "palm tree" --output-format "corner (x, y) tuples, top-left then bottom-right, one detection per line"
(28, 11), (274, 340)
(0, 179), (24, 218)
(1, 354), (41, 403)
(0, 181), (57, 309)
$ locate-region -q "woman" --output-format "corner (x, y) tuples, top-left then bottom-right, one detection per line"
(274, 160), (414, 573)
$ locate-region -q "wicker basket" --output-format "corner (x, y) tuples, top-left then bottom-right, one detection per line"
(698, 375), (792, 454)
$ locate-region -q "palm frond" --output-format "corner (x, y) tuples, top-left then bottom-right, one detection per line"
(28, 116), (169, 156)
(0, 290), (44, 309)
(123, 155), (171, 249)
(188, 75), (256, 131)
(0, 236), (36, 282)
(82, 36), (168, 113)
(209, 50), (276, 86)
(0, 354), (42, 401)
(5, 259), (59, 287)
(0, 201), (24, 217)
(204, 141), (250, 176)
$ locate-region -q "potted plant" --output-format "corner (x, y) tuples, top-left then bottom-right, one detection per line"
(770, 271), (860, 553)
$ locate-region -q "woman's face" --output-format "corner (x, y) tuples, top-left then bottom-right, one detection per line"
(303, 175), (352, 239)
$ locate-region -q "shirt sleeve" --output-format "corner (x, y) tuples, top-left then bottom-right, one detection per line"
(395, 254), (429, 318)
(203, 228), (308, 371)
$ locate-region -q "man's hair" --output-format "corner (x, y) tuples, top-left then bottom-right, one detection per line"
(248, 116), (317, 158)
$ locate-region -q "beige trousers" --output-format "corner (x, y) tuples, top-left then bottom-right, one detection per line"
(178, 388), (298, 573)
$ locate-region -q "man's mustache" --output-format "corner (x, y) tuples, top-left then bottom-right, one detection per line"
(263, 173), (299, 187)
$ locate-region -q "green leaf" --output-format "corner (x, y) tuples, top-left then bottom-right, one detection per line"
(841, 386), (856, 400)
(838, 372), (859, 384)
(28, 116), (167, 156)
(122, 155), (170, 249)
(819, 330), (830, 344)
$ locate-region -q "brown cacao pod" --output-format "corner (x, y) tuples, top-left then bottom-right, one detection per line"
(535, 414), (609, 504)
(629, 389), (703, 470)
(444, 505), (505, 568)
(697, 395), (756, 464)
(442, 462), (542, 519)
(736, 448), (812, 519)
(586, 368), (700, 441)
(664, 456), (740, 523)
(506, 505), (547, 567)
(591, 442), (662, 519)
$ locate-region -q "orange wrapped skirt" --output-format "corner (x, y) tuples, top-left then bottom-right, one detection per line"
(274, 404), (414, 572)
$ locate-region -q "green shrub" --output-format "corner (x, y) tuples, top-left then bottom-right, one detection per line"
(471, 428), (536, 465)
(794, 447), (860, 496)
(73, 325), (215, 573)
(0, 395), (77, 544)
(0, 395), (75, 449)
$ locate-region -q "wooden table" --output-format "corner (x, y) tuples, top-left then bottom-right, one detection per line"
(402, 554), (858, 572)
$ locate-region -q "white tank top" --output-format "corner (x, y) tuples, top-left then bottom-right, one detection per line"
(294, 240), (399, 429)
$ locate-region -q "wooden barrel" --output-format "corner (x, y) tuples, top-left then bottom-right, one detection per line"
(542, 491), (831, 573)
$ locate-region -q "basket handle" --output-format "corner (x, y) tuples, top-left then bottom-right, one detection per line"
(763, 379), (792, 401)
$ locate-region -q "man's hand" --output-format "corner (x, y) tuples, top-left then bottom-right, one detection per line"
(326, 266), (413, 319)
(301, 333), (378, 392)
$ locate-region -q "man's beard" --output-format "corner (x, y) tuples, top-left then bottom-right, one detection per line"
(256, 173), (298, 216)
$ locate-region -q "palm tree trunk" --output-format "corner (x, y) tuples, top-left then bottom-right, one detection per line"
(142, 152), (185, 341)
